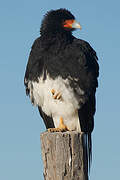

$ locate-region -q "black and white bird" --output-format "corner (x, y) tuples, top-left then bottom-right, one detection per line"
(24, 8), (99, 170)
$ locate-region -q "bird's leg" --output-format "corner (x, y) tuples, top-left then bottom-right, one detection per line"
(51, 89), (62, 100)
(48, 117), (69, 132)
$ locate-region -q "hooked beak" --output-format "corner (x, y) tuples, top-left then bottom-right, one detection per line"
(63, 19), (82, 30)
(72, 20), (82, 29)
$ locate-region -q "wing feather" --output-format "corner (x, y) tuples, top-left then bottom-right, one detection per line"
(24, 37), (44, 95)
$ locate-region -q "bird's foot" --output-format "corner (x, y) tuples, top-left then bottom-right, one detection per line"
(51, 89), (62, 100)
(48, 117), (69, 132)
(48, 127), (67, 132)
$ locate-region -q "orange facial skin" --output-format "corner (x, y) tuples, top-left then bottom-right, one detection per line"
(63, 19), (75, 28)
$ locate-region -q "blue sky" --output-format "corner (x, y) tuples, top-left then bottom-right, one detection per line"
(0, 0), (120, 179)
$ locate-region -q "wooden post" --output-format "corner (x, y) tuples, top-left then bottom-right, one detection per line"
(40, 131), (88, 180)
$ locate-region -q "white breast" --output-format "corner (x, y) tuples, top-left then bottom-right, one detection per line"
(28, 74), (82, 131)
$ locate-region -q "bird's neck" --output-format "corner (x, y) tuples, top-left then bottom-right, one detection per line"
(41, 32), (74, 48)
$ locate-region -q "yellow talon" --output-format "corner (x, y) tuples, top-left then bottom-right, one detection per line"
(51, 89), (62, 100)
(48, 117), (69, 132)
(51, 89), (55, 95)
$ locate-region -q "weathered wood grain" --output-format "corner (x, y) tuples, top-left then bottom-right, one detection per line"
(40, 131), (88, 180)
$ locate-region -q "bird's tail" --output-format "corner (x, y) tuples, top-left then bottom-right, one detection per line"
(83, 133), (92, 174)
(88, 133), (92, 173)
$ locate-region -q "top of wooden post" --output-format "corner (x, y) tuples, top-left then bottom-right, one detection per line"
(40, 131), (88, 180)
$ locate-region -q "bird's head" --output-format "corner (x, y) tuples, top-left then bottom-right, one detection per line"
(40, 8), (82, 36)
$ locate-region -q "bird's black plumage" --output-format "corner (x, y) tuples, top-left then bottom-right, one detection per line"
(24, 8), (99, 172)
